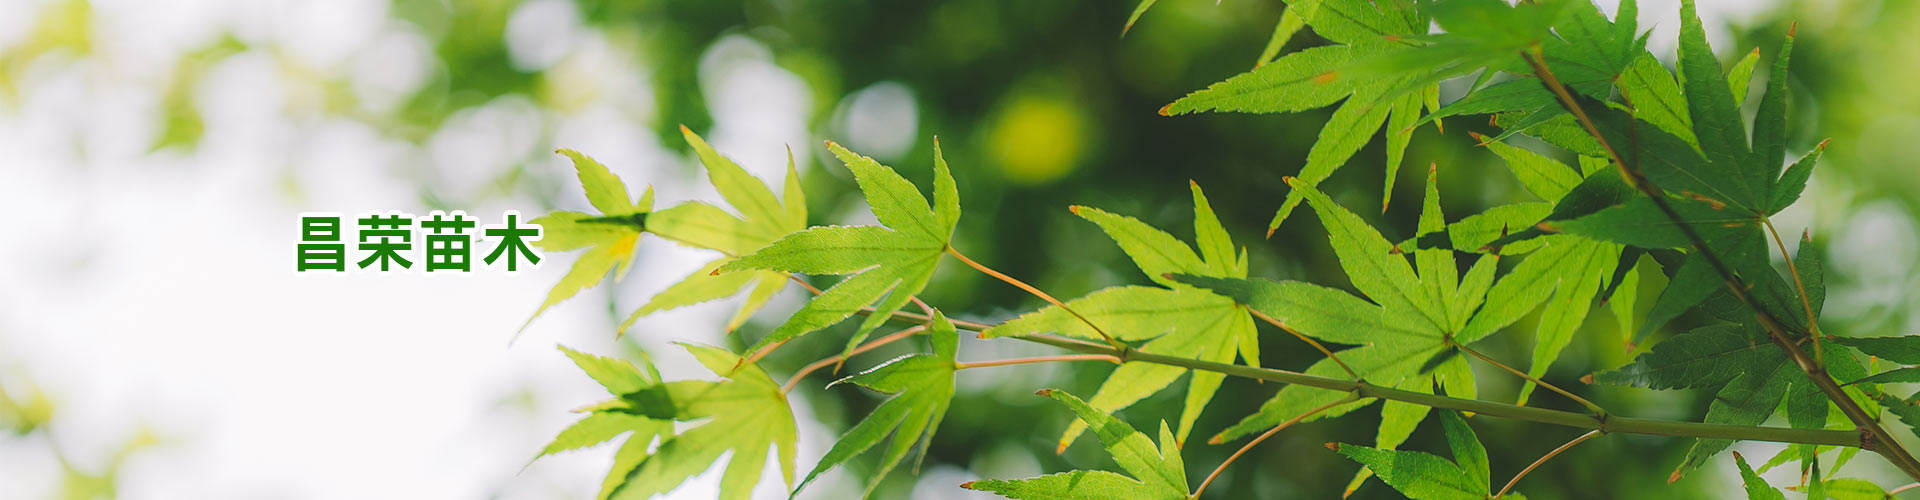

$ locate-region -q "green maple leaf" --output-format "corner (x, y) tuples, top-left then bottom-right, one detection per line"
(794, 311), (960, 499)
(600, 344), (798, 500)
(1425, 0), (1641, 144)
(1160, 0), (1442, 228)
(622, 126), (808, 336)
(963, 389), (1188, 500)
(532, 346), (673, 500)
(720, 140), (959, 355)
(980, 182), (1255, 448)
(1332, 411), (1492, 500)
(1591, 251), (1869, 480)
(1173, 170), (1492, 491)
(520, 149), (657, 337)
(1538, 0), (1813, 286)
(1819, 478), (1892, 500)
(1734, 452), (1787, 500)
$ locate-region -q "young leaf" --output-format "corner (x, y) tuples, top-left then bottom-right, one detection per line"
(988, 183), (1255, 447)
(963, 389), (1188, 500)
(1725, 48), (1761, 106)
(609, 344), (798, 500)
(520, 150), (656, 336)
(623, 127), (808, 335)
(720, 141), (958, 354)
(795, 311), (960, 498)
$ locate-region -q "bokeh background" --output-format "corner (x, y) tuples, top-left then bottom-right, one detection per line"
(2, 0), (1917, 498)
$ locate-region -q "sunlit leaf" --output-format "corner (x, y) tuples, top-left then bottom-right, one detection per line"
(796, 311), (960, 498)
(963, 390), (1187, 500)
(720, 141), (958, 354)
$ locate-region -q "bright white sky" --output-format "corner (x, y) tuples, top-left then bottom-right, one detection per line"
(2, 0), (1915, 499)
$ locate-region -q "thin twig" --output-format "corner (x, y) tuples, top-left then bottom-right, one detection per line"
(1456, 344), (1605, 417)
(1248, 309), (1358, 379)
(1764, 219), (1823, 359)
(1192, 395), (1359, 498)
(780, 325), (928, 394)
(953, 354), (1118, 370)
(1496, 430), (1604, 498)
(1889, 482), (1919, 496)
(946, 246), (1123, 347)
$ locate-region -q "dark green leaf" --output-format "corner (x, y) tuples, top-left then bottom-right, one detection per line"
(1592, 325), (1781, 390)
(1834, 337), (1920, 365)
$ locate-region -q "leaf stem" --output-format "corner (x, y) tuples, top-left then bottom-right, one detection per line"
(780, 325), (927, 394)
(1455, 343), (1606, 417)
(1495, 429), (1604, 498)
(1889, 482), (1919, 496)
(1192, 395), (1359, 499)
(1763, 218), (1823, 358)
(953, 354), (1119, 370)
(945, 246), (1124, 348)
(1521, 46), (1920, 481)
(1247, 308), (1358, 379)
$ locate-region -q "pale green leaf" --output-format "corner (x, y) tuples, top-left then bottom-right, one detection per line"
(797, 312), (959, 498)
(560, 344), (655, 394)
(1726, 48), (1760, 106)
(830, 141), (949, 244)
(1070, 206), (1205, 288)
(1438, 411), (1490, 493)
(558, 148), (640, 215)
(536, 412), (666, 460)
(1479, 136), (1584, 201)
(967, 390), (1187, 500)
(1290, 177), (1445, 331)
(1336, 444), (1484, 500)
(1821, 478), (1891, 500)
(612, 345), (797, 500)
